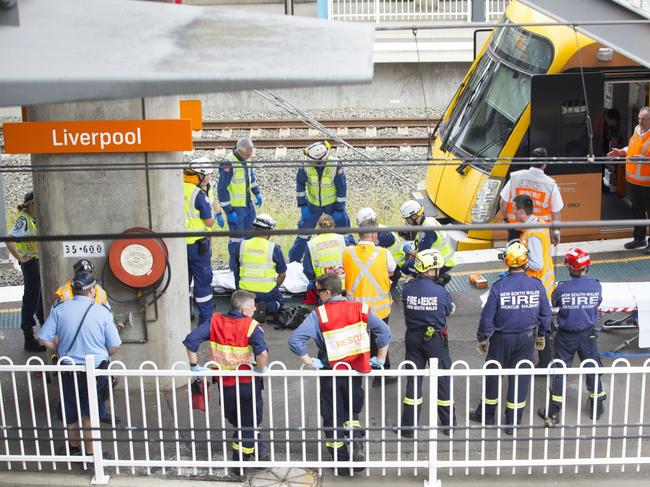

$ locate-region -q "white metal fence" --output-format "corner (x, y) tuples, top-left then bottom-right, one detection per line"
(328, 0), (473, 22)
(0, 355), (649, 484)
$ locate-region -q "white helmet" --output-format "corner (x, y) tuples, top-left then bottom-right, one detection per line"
(304, 140), (331, 160)
(189, 156), (214, 176)
(356, 207), (377, 225)
(400, 200), (424, 219)
(253, 213), (276, 230)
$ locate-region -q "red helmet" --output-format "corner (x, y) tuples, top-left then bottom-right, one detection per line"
(565, 248), (590, 271)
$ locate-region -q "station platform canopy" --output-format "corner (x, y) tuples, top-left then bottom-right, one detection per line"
(0, 0), (374, 106)
(520, 0), (650, 69)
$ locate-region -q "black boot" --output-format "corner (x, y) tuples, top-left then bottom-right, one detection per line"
(587, 398), (605, 420)
(23, 329), (45, 352)
(537, 403), (561, 427)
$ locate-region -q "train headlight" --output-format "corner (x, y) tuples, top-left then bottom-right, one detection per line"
(471, 178), (503, 223)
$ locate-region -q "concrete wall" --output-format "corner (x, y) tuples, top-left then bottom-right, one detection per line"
(196, 62), (470, 114)
(27, 98), (191, 375)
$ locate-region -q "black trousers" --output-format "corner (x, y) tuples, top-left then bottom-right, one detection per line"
(630, 183), (650, 241)
(400, 329), (453, 429)
(20, 259), (44, 332)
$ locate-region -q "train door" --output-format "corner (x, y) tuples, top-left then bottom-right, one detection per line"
(529, 72), (605, 240)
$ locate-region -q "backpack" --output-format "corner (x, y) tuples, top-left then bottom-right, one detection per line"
(272, 305), (312, 330)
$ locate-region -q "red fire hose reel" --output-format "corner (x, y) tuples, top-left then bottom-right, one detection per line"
(107, 227), (169, 289)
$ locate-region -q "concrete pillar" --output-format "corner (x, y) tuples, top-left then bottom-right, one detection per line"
(27, 97), (190, 375)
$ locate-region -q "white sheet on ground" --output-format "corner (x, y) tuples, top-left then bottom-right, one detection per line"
(479, 281), (650, 348)
(210, 261), (309, 295)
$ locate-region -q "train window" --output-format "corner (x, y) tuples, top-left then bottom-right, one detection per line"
(490, 22), (553, 75)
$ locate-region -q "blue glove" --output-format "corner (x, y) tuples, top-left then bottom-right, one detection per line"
(255, 193), (263, 208)
(300, 205), (311, 220)
(227, 211), (239, 225)
(402, 241), (415, 254)
(253, 366), (267, 374)
(310, 357), (324, 370)
(216, 213), (225, 228)
(370, 357), (384, 370)
(191, 365), (209, 373)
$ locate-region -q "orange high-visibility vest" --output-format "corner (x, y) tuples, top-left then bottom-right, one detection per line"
(626, 128), (650, 187)
(505, 169), (557, 223)
(209, 313), (259, 387)
(53, 281), (108, 306)
(317, 301), (371, 372)
(521, 227), (555, 300)
(343, 243), (392, 319)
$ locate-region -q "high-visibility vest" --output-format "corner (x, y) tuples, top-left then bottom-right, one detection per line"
(15, 211), (38, 259)
(521, 227), (555, 300)
(54, 281), (108, 305)
(239, 237), (277, 293)
(317, 301), (371, 373)
(307, 232), (346, 286)
(379, 224), (405, 267)
(343, 243), (392, 319)
(305, 159), (337, 207)
(209, 313), (259, 387)
(225, 152), (256, 207)
(183, 182), (210, 244)
(416, 217), (457, 268)
(626, 127), (650, 187)
(505, 169), (557, 223)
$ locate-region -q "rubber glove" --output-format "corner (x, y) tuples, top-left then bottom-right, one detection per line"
(370, 357), (384, 370)
(476, 341), (489, 355)
(227, 211), (239, 225)
(253, 366), (268, 374)
(535, 336), (546, 351)
(255, 193), (263, 208)
(402, 241), (415, 254)
(191, 365), (209, 373)
(310, 357), (324, 370)
(300, 205), (311, 221)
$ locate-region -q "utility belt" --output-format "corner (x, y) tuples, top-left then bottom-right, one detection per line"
(556, 326), (598, 339)
(410, 325), (448, 344)
(192, 237), (210, 256)
(60, 359), (109, 377)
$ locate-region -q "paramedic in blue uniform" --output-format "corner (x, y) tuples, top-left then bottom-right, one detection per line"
(538, 248), (606, 425)
(288, 273), (391, 475)
(470, 241), (552, 433)
(184, 158), (225, 326)
(218, 137), (263, 270)
(395, 249), (455, 438)
(288, 140), (349, 263)
(6, 191), (45, 351)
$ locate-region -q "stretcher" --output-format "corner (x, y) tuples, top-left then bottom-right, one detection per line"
(211, 261), (309, 295)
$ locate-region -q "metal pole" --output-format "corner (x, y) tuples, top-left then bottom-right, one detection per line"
(85, 355), (110, 485)
(0, 171), (9, 261)
(426, 358), (441, 487)
(285, 0), (294, 15)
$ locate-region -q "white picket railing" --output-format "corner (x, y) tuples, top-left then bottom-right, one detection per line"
(485, 0), (509, 20)
(0, 355), (649, 485)
(328, 0), (474, 22)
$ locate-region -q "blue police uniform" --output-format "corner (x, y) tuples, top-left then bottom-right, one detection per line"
(289, 296), (391, 463)
(39, 296), (121, 423)
(550, 276), (606, 411)
(475, 271), (552, 426)
(399, 277), (454, 433)
(288, 162), (349, 263)
(232, 240), (287, 315)
(187, 186), (214, 327)
(218, 150), (261, 270)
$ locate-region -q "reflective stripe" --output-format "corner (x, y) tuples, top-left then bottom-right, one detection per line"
(344, 245), (392, 319)
(225, 153), (255, 207)
(588, 390), (607, 399)
(231, 442), (255, 454)
(317, 305), (329, 323)
(437, 399), (453, 407)
(551, 394), (564, 403)
(322, 321), (370, 362)
(305, 159), (337, 207)
(308, 233), (346, 286)
(343, 420), (361, 428)
(403, 396), (424, 406)
(296, 191), (306, 197)
(195, 294), (213, 303)
(15, 211), (39, 259)
(246, 319), (259, 338)
(326, 441), (345, 449)
(239, 237), (277, 293)
(506, 400), (527, 410)
(219, 199), (231, 206)
(521, 224), (555, 300)
(483, 397), (499, 405)
(184, 182), (209, 244)
(336, 197), (346, 202)
(417, 217), (456, 267)
(209, 342), (253, 370)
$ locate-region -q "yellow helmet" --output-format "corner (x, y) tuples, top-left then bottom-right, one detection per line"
(502, 241), (529, 268)
(414, 249), (445, 273)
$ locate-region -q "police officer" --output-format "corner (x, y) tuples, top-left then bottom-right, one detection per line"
(183, 290), (270, 466)
(6, 191), (45, 351)
(289, 273), (391, 475)
(399, 200), (456, 285)
(53, 259), (109, 306)
(38, 271), (121, 456)
(288, 140), (349, 263)
(233, 214), (287, 321)
(218, 137), (263, 270)
(470, 242), (552, 433)
(303, 213), (346, 302)
(184, 158), (225, 326)
(538, 248), (606, 425)
(395, 250), (455, 438)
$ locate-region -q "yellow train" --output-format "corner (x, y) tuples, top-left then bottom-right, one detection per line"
(425, 0), (649, 249)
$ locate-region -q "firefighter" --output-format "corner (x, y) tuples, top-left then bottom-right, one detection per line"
(233, 214), (287, 321)
(184, 158), (225, 326)
(303, 213), (346, 303)
(183, 290), (270, 466)
(288, 273), (391, 475)
(288, 140), (349, 263)
(218, 137), (263, 270)
(53, 259), (109, 306)
(538, 248), (606, 425)
(395, 249), (455, 438)
(399, 200), (456, 285)
(470, 242), (552, 433)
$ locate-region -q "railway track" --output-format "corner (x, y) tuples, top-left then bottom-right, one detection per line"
(194, 136), (429, 149)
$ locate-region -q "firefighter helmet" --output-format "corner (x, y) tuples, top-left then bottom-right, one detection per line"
(414, 249), (445, 273)
(565, 248), (591, 271)
(503, 241), (529, 268)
